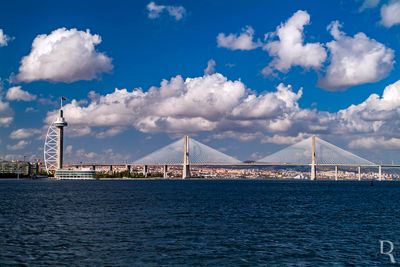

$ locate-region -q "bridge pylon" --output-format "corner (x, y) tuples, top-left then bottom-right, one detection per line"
(310, 135), (316, 180)
(182, 135), (191, 179)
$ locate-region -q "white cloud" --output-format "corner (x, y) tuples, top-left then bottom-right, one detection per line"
(261, 133), (311, 145)
(217, 26), (261, 51)
(215, 10), (393, 91)
(41, 71), (400, 156)
(381, 1), (400, 27)
(6, 86), (37, 101)
(0, 29), (12, 47)
(262, 10), (327, 75)
(318, 21), (394, 90)
(66, 126), (92, 137)
(10, 128), (41, 139)
(16, 28), (113, 83)
(147, 2), (186, 20)
(349, 137), (400, 149)
(68, 147), (129, 163)
(102, 148), (131, 163)
(204, 59), (216, 75)
(231, 84), (302, 120)
(65, 145), (73, 156)
(211, 131), (264, 142)
(25, 107), (38, 112)
(332, 80), (400, 148)
(76, 148), (97, 160)
(7, 140), (29, 151)
(95, 127), (126, 139)
(0, 99), (13, 127)
(45, 73), (306, 135)
(359, 0), (380, 11)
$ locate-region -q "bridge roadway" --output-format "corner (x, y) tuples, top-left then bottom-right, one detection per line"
(66, 162), (400, 181)
(68, 162), (400, 168)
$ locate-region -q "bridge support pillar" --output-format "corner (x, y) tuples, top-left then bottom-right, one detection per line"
(182, 135), (191, 179)
(358, 166), (361, 181)
(182, 164), (190, 179)
(143, 165), (148, 178)
(163, 165), (168, 179)
(310, 135), (316, 180)
(28, 163), (32, 177)
(108, 165), (113, 175)
(335, 165), (338, 181)
(378, 165), (382, 181)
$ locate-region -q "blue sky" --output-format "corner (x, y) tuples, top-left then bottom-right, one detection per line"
(1, 0), (400, 163)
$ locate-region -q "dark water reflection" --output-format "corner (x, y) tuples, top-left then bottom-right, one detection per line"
(0, 179), (399, 266)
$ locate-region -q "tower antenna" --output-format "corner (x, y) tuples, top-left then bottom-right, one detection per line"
(60, 96), (67, 109)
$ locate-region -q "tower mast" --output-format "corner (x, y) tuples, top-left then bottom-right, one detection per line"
(182, 135), (191, 179)
(54, 97), (68, 170)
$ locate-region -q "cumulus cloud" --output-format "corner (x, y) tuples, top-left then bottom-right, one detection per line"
(349, 137), (400, 149)
(66, 126), (92, 137)
(6, 86), (37, 101)
(217, 26), (262, 51)
(95, 127), (126, 139)
(25, 107), (38, 112)
(65, 145), (73, 156)
(380, 1), (400, 27)
(10, 128), (41, 139)
(204, 59), (216, 75)
(0, 29), (12, 47)
(16, 28), (113, 83)
(211, 131), (264, 142)
(359, 0), (380, 11)
(147, 2), (186, 20)
(0, 99), (14, 127)
(318, 21), (394, 90)
(334, 80), (400, 134)
(45, 73), (308, 136)
(69, 147), (130, 163)
(262, 10), (327, 75)
(7, 140), (29, 151)
(76, 148), (98, 160)
(261, 133), (311, 145)
(216, 10), (393, 91)
(42, 71), (400, 156)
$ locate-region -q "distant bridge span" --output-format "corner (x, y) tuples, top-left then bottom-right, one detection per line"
(68, 135), (399, 181)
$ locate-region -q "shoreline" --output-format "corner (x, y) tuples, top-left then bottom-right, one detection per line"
(0, 177), (389, 182)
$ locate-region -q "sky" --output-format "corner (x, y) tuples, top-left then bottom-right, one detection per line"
(1, 0), (400, 164)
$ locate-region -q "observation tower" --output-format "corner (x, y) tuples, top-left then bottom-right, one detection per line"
(53, 105), (67, 170)
(44, 98), (95, 179)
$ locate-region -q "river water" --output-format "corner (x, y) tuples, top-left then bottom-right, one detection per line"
(0, 179), (398, 266)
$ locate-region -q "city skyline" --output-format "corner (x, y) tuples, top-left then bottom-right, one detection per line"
(1, 0), (400, 163)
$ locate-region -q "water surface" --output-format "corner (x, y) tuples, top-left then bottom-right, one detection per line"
(0, 179), (399, 266)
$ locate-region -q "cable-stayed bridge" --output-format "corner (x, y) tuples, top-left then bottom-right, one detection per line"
(256, 136), (375, 166)
(134, 136), (242, 166)
(70, 135), (394, 180)
(134, 136), (242, 178)
(130, 135), (383, 180)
